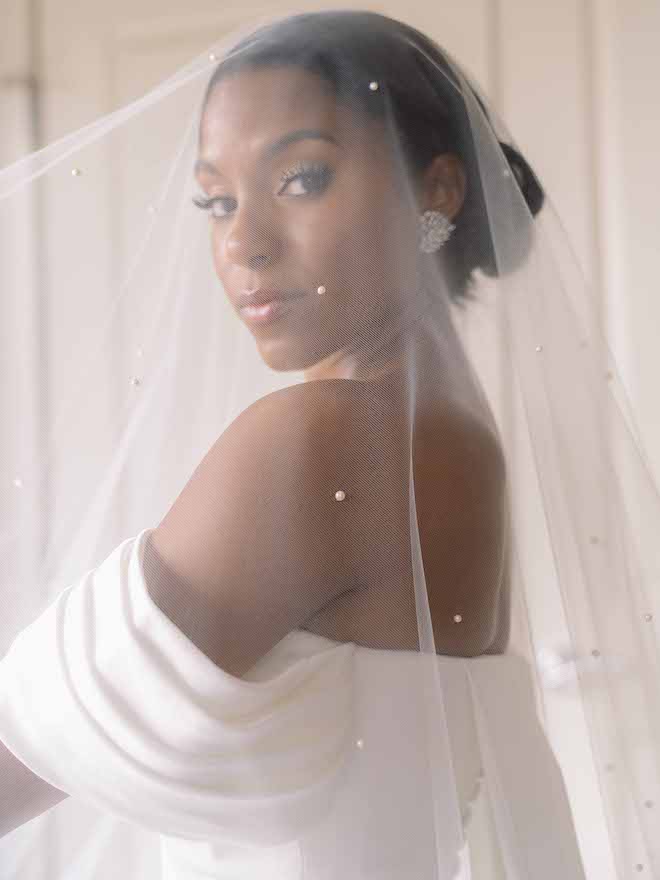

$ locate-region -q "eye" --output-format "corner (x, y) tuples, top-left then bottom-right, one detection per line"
(191, 161), (333, 219)
(191, 193), (235, 219)
(278, 161), (333, 196)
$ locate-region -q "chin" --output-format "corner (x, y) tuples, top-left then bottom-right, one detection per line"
(254, 334), (338, 375)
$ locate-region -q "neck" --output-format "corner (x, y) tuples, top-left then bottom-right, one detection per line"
(303, 289), (436, 384)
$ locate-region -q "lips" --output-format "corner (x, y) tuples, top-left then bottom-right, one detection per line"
(235, 288), (307, 327)
(237, 288), (303, 308)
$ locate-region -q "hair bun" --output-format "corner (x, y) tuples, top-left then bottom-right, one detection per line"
(499, 142), (545, 217)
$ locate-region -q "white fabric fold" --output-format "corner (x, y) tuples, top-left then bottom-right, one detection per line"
(0, 529), (585, 878)
(0, 529), (357, 846)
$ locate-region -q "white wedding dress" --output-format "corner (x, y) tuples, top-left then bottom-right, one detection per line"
(0, 529), (585, 878)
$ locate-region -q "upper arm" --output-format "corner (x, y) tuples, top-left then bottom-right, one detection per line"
(414, 407), (509, 656)
(145, 381), (388, 677)
(146, 383), (509, 676)
(301, 400), (510, 658)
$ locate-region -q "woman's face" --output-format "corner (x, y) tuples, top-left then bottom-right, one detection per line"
(195, 65), (424, 377)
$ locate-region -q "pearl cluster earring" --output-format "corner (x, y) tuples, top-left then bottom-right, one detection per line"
(419, 210), (455, 253)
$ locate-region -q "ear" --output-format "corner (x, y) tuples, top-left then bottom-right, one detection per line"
(421, 153), (466, 220)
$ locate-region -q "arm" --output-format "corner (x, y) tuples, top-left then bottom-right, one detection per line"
(301, 396), (509, 657)
(0, 381), (506, 839)
(412, 405), (509, 657)
(144, 380), (373, 677)
(0, 516), (355, 842)
(0, 379), (367, 837)
(145, 378), (508, 672)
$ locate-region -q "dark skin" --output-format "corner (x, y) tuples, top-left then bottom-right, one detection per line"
(0, 63), (510, 839)
(147, 64), (510, 670)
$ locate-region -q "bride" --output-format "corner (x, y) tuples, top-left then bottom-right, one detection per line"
(1, 9), (658, 878)
(147, 53), (511, 670)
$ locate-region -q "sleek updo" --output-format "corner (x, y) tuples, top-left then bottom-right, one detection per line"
(202, 9), (545, 308)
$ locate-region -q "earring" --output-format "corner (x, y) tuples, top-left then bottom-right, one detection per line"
(419, 210), (455, 253)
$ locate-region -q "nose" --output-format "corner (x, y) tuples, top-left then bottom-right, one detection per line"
(221, 208), (282, 272)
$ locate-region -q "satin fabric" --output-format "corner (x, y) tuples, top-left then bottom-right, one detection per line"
(0, 530), (584, 878)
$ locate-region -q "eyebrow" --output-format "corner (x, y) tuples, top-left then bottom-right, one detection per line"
(194, 128), (340, 177)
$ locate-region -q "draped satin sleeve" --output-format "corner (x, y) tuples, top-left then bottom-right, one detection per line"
(0, 529), (358, 846)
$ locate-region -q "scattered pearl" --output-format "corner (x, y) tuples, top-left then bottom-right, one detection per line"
(209, 52), (217, 62)
(71, 168), (82, 176)
(535, 345), (543, 352)
(644, 613), (653, 622)
(334, 490), (346, 502)
(13, 477), (23, 488)
(356, 738), (364, 749)
(453, 614), (463, 623)
(369, 80), (379, 91)
(129, 376), (142, 387)
(317, 285), (326, 295)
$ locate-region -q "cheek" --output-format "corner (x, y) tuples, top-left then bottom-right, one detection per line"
(303, 218), (385, 306)
(327, 203), (410, 315)
(303, 188), (393, 290)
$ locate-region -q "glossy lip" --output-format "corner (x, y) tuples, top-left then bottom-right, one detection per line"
(239, 297), (301, 326)
(236, 287), (307, 327)
(237, 288), (304, 308)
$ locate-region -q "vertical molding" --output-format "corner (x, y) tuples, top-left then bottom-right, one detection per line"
(28, 2), (58, 875)
(1, 4), (52, 875)
(0, 0), (48, 613)
(578, 0), (612, 344)
(582, 0), (654, 476)
(27, 0), (42, 147)
(486, 0), (502, 106)
(28, 0), (51, 584)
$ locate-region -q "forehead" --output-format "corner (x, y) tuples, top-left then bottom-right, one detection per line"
(198, 66), (365, 158)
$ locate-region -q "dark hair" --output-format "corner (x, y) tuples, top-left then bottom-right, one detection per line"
(201, 10), (545, 308)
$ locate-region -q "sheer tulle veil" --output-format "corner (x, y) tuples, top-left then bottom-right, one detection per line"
(0, 8), (659, 879)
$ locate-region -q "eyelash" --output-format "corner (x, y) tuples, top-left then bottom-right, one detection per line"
(192, 161), (333, 218)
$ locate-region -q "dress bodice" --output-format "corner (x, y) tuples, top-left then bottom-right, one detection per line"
(0, 529), (585, 879)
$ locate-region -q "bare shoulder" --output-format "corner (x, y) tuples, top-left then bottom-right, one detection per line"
(147, 379), (404, 674)
(148, 380), (508, 671)
(231, 377), (402, 431)
(214, 377), (409, 500)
